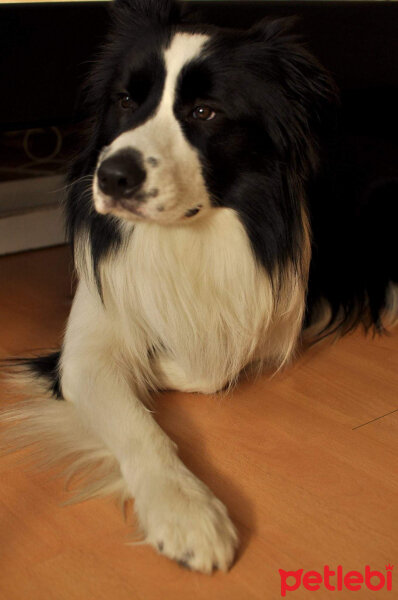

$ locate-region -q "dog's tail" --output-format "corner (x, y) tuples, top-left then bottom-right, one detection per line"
(0, 353), (128, 507)
(3, 352), (64, 399)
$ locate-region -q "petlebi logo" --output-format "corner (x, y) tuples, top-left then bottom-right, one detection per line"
(279, 564), (393, 596)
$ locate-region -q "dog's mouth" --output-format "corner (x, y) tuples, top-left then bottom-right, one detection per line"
(117, 196), (148, 217)
(94, 185), (205, 224)
(184, 205), (203, 218)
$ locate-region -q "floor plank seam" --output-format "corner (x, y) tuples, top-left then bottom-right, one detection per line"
(352, 408), (398, 430)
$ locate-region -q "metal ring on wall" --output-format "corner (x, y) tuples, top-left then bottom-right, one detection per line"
(23, 127), (63, 162)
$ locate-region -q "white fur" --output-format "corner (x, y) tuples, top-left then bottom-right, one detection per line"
(96, 207), (307, 385)
(60, 273), (239, 573)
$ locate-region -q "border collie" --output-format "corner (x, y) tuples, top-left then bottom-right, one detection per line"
(2, 0), (397, 574)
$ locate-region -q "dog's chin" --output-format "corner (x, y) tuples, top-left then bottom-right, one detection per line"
(93, 193), (206, 226)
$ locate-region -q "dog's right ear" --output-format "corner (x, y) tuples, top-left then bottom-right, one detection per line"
(112, 0), (181, 24)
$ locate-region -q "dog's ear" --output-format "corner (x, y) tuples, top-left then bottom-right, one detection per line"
(249, 16), (299, 41)
(112, 0), (181, 24)
(241, 17), (339, 177)
(250, 17), (339, 140)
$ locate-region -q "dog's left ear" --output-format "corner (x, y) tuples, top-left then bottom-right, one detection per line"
(250, 17), (340, 137)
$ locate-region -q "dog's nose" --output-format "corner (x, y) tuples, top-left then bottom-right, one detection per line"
(97, 149), (146, 199)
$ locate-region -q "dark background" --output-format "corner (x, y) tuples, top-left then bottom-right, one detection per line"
(0, 1), (397, 140)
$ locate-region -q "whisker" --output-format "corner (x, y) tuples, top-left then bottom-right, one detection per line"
(54, 174), (95, 194)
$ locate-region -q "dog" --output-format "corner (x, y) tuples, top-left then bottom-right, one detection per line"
(1, 0), (397, 574)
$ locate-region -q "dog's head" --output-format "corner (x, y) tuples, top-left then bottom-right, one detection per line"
(70, 0), (337, 229)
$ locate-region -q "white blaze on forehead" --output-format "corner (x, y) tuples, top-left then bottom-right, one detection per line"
(109, 32), (209, 154)
(161, 32), (209, 113)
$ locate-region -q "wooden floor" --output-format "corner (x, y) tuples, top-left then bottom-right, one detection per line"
(0, 246), (397, 599)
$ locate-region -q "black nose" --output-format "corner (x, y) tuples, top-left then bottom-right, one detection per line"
(97, 149), (146, 199)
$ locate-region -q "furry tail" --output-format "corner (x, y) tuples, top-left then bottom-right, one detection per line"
(0, 354), (128, 506)
(2, 352), (64, 399)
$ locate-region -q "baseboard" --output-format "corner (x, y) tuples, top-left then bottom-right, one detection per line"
(0, 175), (66, 255)
(0, 205), (66, 255)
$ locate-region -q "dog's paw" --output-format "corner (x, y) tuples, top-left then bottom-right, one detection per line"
(137, 473), (238, 574)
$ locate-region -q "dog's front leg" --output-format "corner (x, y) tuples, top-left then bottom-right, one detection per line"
(60, 281), (237, 573)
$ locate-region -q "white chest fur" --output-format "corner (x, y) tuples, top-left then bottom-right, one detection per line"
(96, 207), (303, 388)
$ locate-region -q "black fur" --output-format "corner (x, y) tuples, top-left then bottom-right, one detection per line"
(174, 19), (338, 283)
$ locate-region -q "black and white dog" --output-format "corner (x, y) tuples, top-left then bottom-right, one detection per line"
(2, 0), (397, 574)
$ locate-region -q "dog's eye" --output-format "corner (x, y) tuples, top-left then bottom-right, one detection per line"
(118, 94), (137, 111)
(191, 106), (216, 121)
